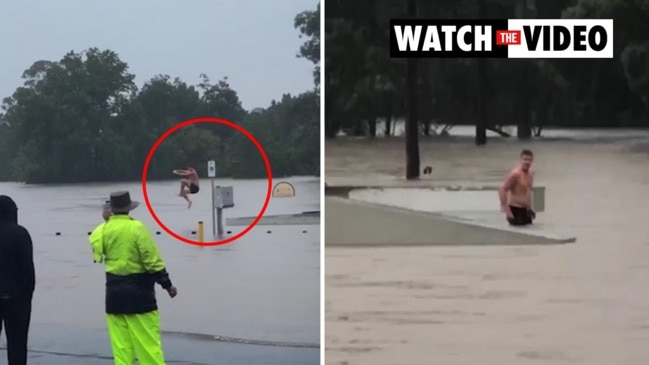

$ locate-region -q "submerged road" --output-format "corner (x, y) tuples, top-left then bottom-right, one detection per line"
(0, 177), (320, 365)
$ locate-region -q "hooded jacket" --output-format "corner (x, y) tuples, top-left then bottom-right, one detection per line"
(0, 195), (35, 300)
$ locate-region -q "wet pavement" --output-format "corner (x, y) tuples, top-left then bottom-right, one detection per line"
(2, 324), (316, 365)
(0, 177), (320, 364)
(326, 134), (649, 365)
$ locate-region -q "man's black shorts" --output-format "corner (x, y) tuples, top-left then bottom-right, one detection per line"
(189, 183), (199, 194)
(507, 206), (535, 226)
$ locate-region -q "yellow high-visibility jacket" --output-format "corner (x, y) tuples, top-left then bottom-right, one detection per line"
(89, 214), (172, 314)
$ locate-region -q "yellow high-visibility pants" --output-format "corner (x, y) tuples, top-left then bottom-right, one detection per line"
(106, 310), (166, 365)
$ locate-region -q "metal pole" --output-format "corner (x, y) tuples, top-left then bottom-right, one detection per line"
(216, 207), (224, 237)
(211, 179), (215, 236)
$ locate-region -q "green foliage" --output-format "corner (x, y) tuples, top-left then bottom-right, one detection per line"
(0, 5), (320, 184)
(295, 2), (321, 92)
(325, 0), (649, 139)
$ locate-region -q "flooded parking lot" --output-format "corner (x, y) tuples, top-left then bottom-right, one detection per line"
(326, 133), (649, 365)
(0, 177), (320, 364)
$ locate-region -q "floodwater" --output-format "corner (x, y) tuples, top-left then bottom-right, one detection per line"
(326, 133), (649, 365)
(0, 177), (320, 365)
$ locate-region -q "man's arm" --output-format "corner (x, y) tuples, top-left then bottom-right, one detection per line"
(134, 223), (173, 290)
(499, 172), (518, 214)
(18, 227), (36, 298)
(89, 222), (105, 263)
(173, 170), (190, 176)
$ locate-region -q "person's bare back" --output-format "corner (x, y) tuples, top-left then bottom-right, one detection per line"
(186, 168), (199, 185)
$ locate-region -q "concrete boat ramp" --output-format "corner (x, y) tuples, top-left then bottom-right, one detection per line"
(326, 185), (576, 247)
(227, 211), (320, 226)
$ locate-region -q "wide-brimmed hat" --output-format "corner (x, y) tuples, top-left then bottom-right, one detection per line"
(109, 191), (140, 213)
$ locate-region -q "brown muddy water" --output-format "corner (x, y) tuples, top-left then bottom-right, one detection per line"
(0, 177), (320, 365)
(326, 134), (649, 365)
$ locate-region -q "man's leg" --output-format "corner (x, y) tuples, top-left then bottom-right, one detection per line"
(525, 208), (535, 224)
(4, 298), (31, 365)
(178, 179), (190, 195)
(128, 310), (166, 365)
(106, 314), (137, 365)
(507, 206), (527, 226)
(178, 179), (192, 207)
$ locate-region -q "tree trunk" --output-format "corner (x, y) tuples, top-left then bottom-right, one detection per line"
(325, 116), (339, 138)
(476, 58), (488, 145)
(325, 100), (339, 138)
(385, 113), (392, 137)
(475, 0), (487, 145)
(368, 116), (377, 137)
(405, 0), (420, 180)
(367, 75), (377, 138)
(517, 63), (532, 139)
(519, 0), (535, 139)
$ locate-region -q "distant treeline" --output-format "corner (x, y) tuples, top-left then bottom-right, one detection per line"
(0, 3), (320, 184)
(325, 0), (649, 138)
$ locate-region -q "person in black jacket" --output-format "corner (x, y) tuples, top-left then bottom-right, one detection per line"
(0, 195), (35, 365)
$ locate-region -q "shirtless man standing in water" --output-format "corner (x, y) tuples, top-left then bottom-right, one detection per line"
(499, 149), (536, 226)
(173, 166), (200, 208)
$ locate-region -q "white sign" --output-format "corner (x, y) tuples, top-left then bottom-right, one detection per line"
(207, 160), (216, 178)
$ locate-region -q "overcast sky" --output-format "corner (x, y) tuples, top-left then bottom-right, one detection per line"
(0, 0), (317, 110)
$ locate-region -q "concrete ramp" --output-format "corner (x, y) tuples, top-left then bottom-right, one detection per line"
(325, 197), (574, 247)
(227, 212), (320, 226)
(437, 211), (575, 243)
(348, 187), (546, 213)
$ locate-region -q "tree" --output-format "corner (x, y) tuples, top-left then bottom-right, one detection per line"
(0, 4), (320, 184)
(197, 75), (248, 153)
(295, 2), (321, 91)
(0, 121), (15, 180)
(324, 0), (649, 145)
(621, 43), (649, 111)
(122, 75), (203, 178)
(2, 48), (137, 183)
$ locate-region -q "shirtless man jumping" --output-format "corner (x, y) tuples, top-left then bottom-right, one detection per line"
(499, 149), (536, 226)
(173, 166), (200, 208)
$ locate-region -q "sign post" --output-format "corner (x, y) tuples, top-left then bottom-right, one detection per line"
(213, 186), (234, 238)
(216, 206), (224, 237)
(214, 186), (223, 237)
(207, 160), (216, 236)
